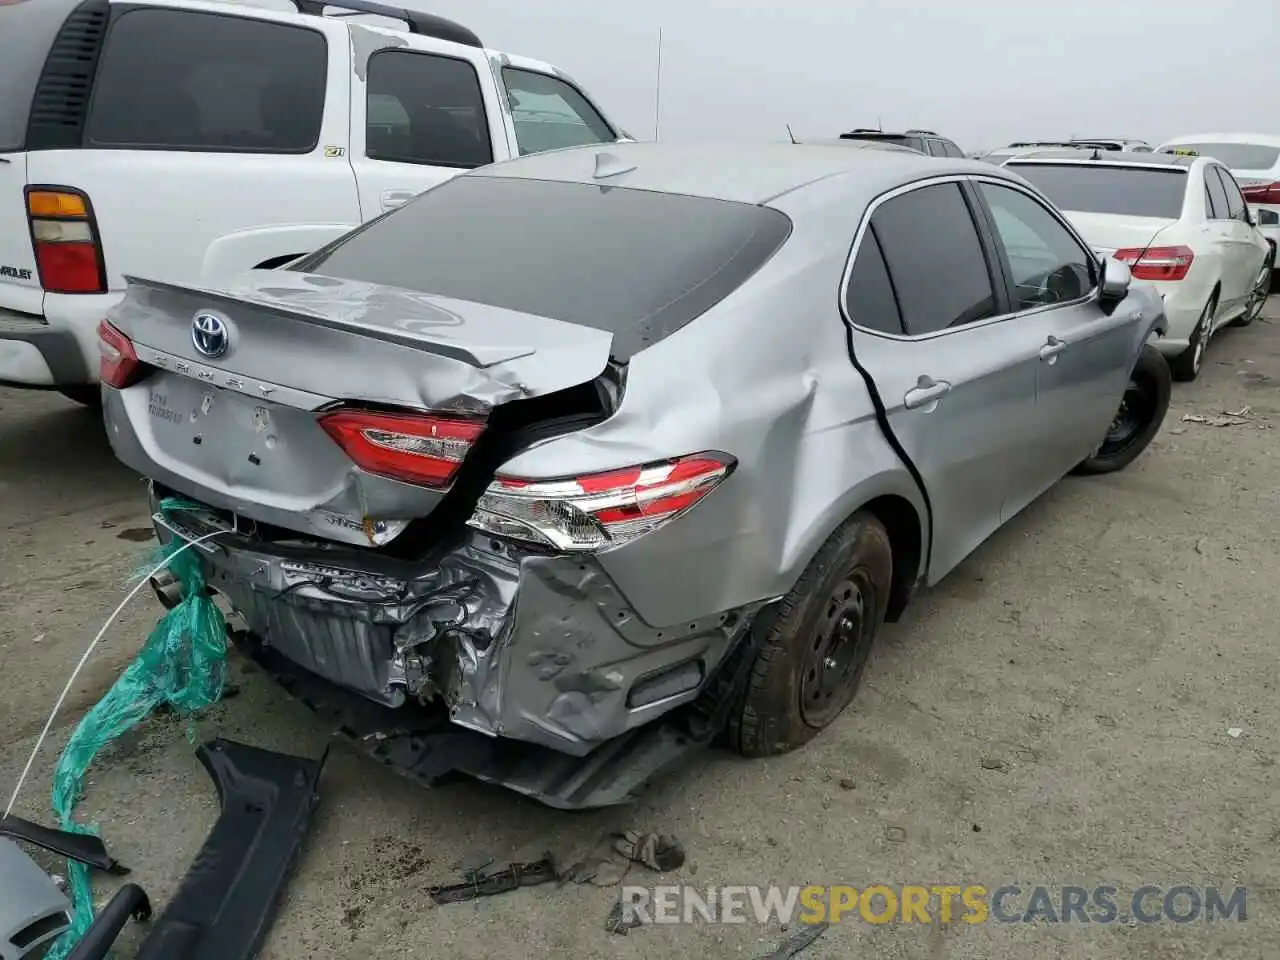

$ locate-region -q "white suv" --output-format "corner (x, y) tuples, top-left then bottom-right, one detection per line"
(0, 0), (625, 404)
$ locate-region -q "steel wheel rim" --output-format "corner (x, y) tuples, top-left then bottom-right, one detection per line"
(799, 570), (876, 728)
(1192, 303), (1213, 372)
(1100, 374), (1154, 456)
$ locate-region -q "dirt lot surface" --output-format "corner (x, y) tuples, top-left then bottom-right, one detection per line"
(2, 302), (1277, 959)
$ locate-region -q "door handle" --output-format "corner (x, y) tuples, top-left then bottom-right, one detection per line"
(903, 375), (952, 410)
(1039, 335), (1067, 362)
(381, 189), (417, 210)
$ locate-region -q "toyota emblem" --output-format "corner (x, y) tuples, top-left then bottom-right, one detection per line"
(191, 312), (230, 359)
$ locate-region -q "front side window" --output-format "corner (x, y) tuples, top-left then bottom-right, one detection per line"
(979, 182), (1094, 310)
(501, 68), (615, 156)
(365, 50), (492, 168)
(870, 182), (997, 336)
(86, 9), (326, 152)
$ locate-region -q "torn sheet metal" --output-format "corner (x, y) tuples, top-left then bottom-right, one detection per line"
(428, 856), (557, 905)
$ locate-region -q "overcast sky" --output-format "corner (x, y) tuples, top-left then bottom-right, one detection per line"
(408, 0), (1276, 151)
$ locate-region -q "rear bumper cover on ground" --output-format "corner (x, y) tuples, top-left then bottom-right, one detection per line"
(151, 493), (763, 760)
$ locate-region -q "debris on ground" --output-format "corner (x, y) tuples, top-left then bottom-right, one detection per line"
(605, 897), (646, 936)
(1181, 409), (1252, 427)
(612, 830), (686, 872)
(561, 857), (629, 887)
(980, 756), (1007, 772)
(1227, 727), (1244, 739)
(758, 921), (830, 958)
(427, 855), (557, 905)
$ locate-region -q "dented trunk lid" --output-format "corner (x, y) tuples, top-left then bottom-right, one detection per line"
(102, 271), (613, 547)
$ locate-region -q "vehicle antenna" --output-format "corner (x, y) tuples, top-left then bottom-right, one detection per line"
(786, 123), (797, 144)
(653, 27), (664, 141)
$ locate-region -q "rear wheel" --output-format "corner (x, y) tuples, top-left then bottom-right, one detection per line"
(729, 512), (893, 758)
(1072, 343), (1171, 476)
(57, 385), (102, 408)
(1233, 249), (1274, 328)
(1169, 292), (1217, 382)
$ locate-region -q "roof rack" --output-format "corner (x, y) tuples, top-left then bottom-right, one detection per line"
(292, 0), (482, 47)
(905, 128), (936, 135)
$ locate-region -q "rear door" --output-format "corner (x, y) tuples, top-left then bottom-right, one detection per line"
(1212, 166), (1266, 315)
(841, 179), (1041, 583)
(971, 178), (1134, 492)
(349, 36), (507, 218)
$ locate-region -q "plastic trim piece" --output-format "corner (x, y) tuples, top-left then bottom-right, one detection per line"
(0, 816), (127, 876)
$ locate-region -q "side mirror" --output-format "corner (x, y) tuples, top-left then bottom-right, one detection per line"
(1100, 256), (1131, 302)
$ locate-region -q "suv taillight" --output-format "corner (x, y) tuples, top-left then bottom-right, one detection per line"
(98, 319), (149, 389)
(318, 408), (486, 488)
(1112, 245), (1195, 282)
(25, 187), (107, 294)
(467, 454), (735, 552)
(1240, 181), (1280, 205)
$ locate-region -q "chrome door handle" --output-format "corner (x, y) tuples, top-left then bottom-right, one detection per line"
(904, 375), (952, 410)
(381, 189), (417, 210)
(1039, 336), (1067, 362)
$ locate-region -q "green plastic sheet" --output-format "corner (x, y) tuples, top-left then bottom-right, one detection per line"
(46, 498), (228, 959)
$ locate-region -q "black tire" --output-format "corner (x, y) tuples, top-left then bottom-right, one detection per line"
(57, 385), (102, 408)
(729, 511), (893, 758)
(1169, 292), (1216, 382)
(1072, 343), (1171, 476)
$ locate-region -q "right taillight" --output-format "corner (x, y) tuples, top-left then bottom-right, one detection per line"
(1112, 245), (1195, 282)
(97, 319), (149, 389)
(1240, 181), (1280, 205)
(467, 453), (735, 552)
(25, 187), (107, 294)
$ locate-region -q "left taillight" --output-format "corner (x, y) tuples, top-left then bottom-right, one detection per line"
(318, 408), (487, 489)
(1112, 245), (1195, 282)
(97, 319), (149, 389)
(25, 187), (107, 294)
(467, 453), (736, 552)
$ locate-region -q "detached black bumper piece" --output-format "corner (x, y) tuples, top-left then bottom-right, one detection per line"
(231, 623), (761, 810)
(133, 738), (327, 960)
(64, 885), (152, 960)
(0, 815), (129, 875)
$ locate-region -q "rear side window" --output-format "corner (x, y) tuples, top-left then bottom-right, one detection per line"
(1215, 167), (1247, 220)
(870, 183), (997, 335)
(1205, 167), (1230, 219)
(86, 9), (326, 152)
(366, 51), (492, 168)
(294, 176), (793, 359)
(0, 0), (88, 152)
(1165, 142), (1280, 170)
(501, 68), (615, 156)
(844, 226), (903, 335)
(1008, 164), (1187, 219)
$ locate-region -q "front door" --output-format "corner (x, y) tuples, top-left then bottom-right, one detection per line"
(349, 39), (509, 222)
(842, 180), (1043, 584)
(970, 179), (1136, 499)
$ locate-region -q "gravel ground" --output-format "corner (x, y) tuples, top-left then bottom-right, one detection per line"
(1, 301), (1277, 959)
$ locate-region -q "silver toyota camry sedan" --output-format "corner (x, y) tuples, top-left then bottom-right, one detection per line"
(99, 141), (1170, 808)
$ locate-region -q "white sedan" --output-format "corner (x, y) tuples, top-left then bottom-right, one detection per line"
(1155, 133), (1280, 282)
(1003, 150), (1272, 381)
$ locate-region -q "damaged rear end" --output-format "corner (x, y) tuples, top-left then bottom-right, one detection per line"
(101, 170), (789, 804)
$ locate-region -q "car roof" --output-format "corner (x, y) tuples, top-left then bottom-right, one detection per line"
(1006, 148), (1195, 169)
(1158, 132), (1280, 148)
(469, 141), (963, 205)
(798, 138), (920, 154)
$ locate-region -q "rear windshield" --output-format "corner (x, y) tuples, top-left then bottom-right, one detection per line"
(1162, 142), (1280, 171)
(293, 175), (793, 359)
(0, 0), (83, 152)
(1008, 163), (1188, 219)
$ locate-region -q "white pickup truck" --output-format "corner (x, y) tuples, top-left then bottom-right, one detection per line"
(0, 0), (626, 404)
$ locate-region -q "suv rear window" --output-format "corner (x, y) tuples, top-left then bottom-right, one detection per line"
(293, 175), (793, 359)
(86, 9), (327, 152)
(1008, 163), (1188, 219)
(1163, 142), (1280, 171)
